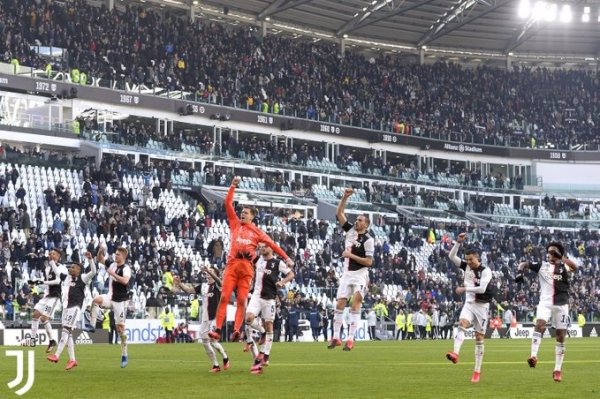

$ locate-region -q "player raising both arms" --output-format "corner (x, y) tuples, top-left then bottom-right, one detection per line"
(246, 244), (295, 374)
(29, 248), (67, 352)
(446, 232), (494, 383)
(175, 266), (230, 372)
(328, 187), (374, 351)
(87, 247), (131, 368)
(47, 251), (98, 370)
(208, 176), (294, 342)
(515, 241), (577, 382)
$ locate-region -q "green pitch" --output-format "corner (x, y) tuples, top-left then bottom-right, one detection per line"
(1, 339), (599, 399)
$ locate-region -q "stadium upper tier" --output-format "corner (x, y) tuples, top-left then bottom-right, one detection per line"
(2, 0), (599, 150)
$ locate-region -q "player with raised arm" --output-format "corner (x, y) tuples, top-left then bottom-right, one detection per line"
(445, 232), (494, 383)
(515, 241), (577, 382)
(87, 247), (131, 368)
(328, 187), (374, 351)
(175, 266), (230, 372)
(47, 251), (98, 370)
(208, 176), (294, 342)
(246, 244), (295, 374)
(28, 248), (67, 352)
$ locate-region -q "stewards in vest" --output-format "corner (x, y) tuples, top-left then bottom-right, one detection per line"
(71, 68), (80, 84)
(406, 311), (415, 340)
(10, 57), (19, 74)
(159, 307), (176, 343)
(395, 310), (406, 340)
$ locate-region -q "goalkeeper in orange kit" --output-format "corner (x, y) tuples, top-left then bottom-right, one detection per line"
(208, 176), (294, 342)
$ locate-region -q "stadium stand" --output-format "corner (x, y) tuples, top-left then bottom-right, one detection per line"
(0, 0), (598, 338)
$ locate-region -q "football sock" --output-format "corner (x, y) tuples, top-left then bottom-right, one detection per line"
(348, 310), (360, 340)
(474, 342), (484, 372)
(211, 341), (227, 359)
(120, 333), (128, 356)
(55, 330), (70, 357)
(554, 342), (565, 371)
(453, 326), (467, 354)
(245, 325), (254, 343)
(202, 339), (218, 366)
(332, 310), (343, 340)
(530, 331), (542, 357)
(89, 304), (99, 328)
(43, 320), (53, 341)
(251, 341), (259, 357)
(67, 334), (75, 361)
(264, 332), (274, 355)
(30, 318), (39, 338)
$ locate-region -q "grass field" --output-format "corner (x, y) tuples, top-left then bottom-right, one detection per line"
(1, 338), (599, 399)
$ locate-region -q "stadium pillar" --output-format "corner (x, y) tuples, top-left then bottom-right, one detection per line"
(190, 4), (196, 23)
(105, 0), (114, 11)
(261, 21), (268, 39)
(506, 54), (512, 69)
(419, 48), (425, 65)
(340, 38), (346, 56)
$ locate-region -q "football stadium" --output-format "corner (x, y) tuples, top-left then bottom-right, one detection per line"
(0, 0), (599, 398)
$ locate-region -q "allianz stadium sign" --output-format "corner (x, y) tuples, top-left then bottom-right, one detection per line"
(443, 143), (483, 153)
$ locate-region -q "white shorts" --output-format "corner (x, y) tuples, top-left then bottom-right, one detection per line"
(536, 304), (569, 329)
(459, 302), (490, 334)
(98, 294), (127, 325)
(246, 296), (276, 322)
(34, 296), (61, 318)
(200, 320), (216, 340)
(62, 307), (81, 329)
(336, 272), (369, 300)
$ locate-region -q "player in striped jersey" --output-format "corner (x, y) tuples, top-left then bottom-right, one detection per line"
(246, 244), (295, 374)
(175, 266), (230, 372)
(29, 248), (67, 352)
(515, 241), (577, 382)
(446, 232), (494, 383)
(328, 187), (375, 351)
(87, 247), (132, 368)
(47, 251), (97, 370)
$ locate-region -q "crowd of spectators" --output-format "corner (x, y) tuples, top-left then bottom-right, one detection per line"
(2, 0), (600, 149)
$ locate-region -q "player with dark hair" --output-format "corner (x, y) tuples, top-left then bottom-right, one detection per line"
(87, 246), (131, 367)
(328, 187), (374, 351)
(47, 251), (97, 369)
(446, 233), (494, 383)
(515, 241), (577, 382)
(175, 265), (230, 372)
(28, 248), (67, 352)
(208, 176), (294, 342)
(246, 244), (295, 374)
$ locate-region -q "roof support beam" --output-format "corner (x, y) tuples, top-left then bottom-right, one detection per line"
(257, 0), (313, 20)
(419, 0), (511, 47)
(418, 0), (482, 47)
(336, 0), (437, 37)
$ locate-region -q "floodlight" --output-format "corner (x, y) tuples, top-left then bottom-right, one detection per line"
(518, 0), (531, 18)
(559, 5), (571, 22)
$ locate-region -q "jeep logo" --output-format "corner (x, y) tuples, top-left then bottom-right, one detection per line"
(514, 328), (530, 338)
